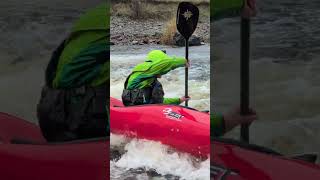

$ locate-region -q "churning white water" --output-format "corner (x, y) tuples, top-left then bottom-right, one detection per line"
(110, 134), (210, 180)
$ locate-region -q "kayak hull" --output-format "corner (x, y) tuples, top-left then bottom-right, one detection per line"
(0, 112), (108, 180)
(212, 139), (320, 180)
(110, 97), (210, 157)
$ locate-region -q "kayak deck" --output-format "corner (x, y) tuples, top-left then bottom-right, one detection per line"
(110, 98), (210, 157)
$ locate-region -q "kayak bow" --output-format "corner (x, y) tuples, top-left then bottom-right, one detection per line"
(110, 97), (210, 158)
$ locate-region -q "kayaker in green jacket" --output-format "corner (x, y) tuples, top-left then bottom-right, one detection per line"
(211, 0), (257, 137)
(122, 50), (190, 106)
(37, 3), (109, 142)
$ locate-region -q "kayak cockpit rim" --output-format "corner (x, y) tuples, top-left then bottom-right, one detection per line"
(10, 136), (109, 145)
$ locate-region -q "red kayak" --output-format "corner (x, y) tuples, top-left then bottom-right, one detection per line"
(212, 138), (320, 180)
(0, 112), (108, 180)
(110, 97), (210, 158)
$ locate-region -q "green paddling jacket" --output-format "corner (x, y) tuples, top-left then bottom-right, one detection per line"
(211, 0), (245, 137)
(125, 50), (186, 105)
(53, 3), (109, 88)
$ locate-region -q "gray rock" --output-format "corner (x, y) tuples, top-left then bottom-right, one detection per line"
(173, 32), (185, 46)
(153, 32), (162, 37)
(132, 40), (139, 45)
(173, 32), (202, 47)
(142, 38), (149, 44)
(189, 35), (202, 46)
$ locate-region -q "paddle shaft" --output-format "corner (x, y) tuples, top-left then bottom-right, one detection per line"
(185, 38), (189, 106)
(176, 2), (199, 107)
(240, 18), (250, 143)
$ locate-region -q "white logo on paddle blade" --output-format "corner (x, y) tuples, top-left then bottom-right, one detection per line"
(182, 10), (193, 20)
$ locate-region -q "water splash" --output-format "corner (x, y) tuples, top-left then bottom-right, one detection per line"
(110, 134), (210, 180)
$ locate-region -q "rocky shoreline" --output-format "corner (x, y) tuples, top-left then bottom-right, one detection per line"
(111, 16), (209, 46)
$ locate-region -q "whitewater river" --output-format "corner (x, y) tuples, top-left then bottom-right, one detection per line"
(110, 44), (210, 179)
(213, 0), (320, 157)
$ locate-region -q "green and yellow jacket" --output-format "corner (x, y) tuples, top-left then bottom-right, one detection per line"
(211, 0), (245, 136)
(53, 3), (109, 88)
(126, 50), (186, 105)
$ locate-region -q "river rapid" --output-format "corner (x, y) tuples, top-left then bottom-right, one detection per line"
(110, 44), (210, 179)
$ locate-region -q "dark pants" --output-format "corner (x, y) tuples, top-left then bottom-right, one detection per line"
(122, 80), (164, 106)
(37, 84), (108, 142)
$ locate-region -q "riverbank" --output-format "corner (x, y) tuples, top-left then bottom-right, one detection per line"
(111, 0), (210, 46)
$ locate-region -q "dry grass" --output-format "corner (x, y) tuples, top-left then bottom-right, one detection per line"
(160, 17), (177, 45)
(112, 0), (171, 20)
(111, 3), (132, 17)
(131, 0), (162, 19)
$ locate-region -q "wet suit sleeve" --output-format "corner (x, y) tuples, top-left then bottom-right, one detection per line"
(211, 0), (244, 20)
(146, 56), (186, 76)
(127, 56), (186, 90)
(163, 98), (181, 105)
(211, 113), (226, 137)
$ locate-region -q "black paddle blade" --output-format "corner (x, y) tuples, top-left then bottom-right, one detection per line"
(176, 2), (199, 40)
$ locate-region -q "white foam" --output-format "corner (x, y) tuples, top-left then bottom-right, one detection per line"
(111, 134), (210, 180)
